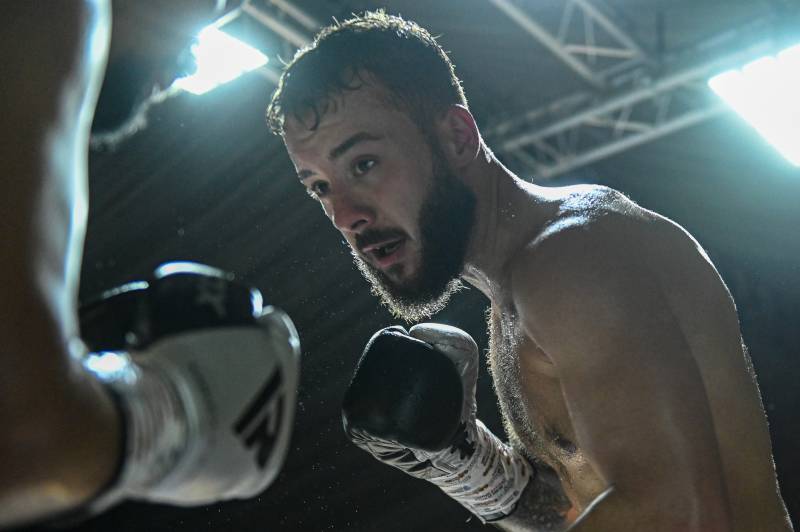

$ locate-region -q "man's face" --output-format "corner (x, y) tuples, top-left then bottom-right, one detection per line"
(284, 82), (476, 321)
(91, 0), (224, 148)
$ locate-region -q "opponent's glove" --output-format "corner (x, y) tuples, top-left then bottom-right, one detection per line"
(342, 324), (532, 523)
(76, 262), (300, 512)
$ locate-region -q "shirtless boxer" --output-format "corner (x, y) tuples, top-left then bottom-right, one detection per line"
(1, 2), (298, 528)
(266, 12), (793, 531)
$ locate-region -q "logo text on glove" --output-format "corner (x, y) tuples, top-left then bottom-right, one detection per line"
(233, 369), (284, 468)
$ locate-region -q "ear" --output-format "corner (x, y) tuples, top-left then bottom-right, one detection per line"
(435, 105), (481, 169)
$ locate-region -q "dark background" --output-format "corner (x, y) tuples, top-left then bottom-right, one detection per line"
(59, 1), (800, 530)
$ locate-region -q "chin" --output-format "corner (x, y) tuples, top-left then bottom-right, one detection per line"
(383, 260), (415, 284)
(352, 250), (464, 323)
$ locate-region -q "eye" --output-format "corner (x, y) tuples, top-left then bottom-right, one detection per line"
(353, 158), (377, 177)
(307, 181), (330, 198)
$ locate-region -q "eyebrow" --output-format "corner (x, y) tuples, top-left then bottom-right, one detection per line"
(329, 131), (384, 161)
(296, 131), (384, 181)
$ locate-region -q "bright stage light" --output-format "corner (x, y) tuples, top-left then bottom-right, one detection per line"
(174, 26), (268, 95)
(708, 43), (800, 166)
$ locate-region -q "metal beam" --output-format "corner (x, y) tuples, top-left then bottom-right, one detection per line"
(488, 0), (604, 87)
(242, 1), (311, 48)
(268, 0), (319, 31)
(571, 0), (643, 58)
(516, 40), (773, 153)
(488, 0), (646, 88)
(527, 105), (725, 180)
(255, 65), (282, 84)
(491, 34), (783, 180)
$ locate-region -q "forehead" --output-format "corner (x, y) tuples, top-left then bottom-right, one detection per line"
(283, 83), (421, 161)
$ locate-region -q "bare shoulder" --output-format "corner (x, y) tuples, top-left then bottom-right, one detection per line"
(534, 183), (658, 239)
(510, 184), (725, 348)
(519, 182), (718, 277)
(517, 183), (667, 277)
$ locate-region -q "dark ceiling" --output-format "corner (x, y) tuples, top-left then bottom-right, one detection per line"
(51, 1), (800, 531)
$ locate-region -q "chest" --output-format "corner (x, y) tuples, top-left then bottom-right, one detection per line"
(487, 306), (607, 507)
(487, 307), (574, 449)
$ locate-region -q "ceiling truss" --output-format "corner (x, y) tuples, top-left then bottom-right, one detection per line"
(214, 1), (791, 180)
(487, 0), (647, 89)
(484, 3), (789, 179)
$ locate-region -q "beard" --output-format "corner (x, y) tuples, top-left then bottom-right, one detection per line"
(90, 54), (179, 151)
(352, 149), (477, 323)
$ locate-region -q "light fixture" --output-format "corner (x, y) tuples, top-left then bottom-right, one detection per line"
(174, 26), (268, 95)
(708, 43), (800, 166)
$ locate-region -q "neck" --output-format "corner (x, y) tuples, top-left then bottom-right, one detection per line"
(459, 154), (555, 301)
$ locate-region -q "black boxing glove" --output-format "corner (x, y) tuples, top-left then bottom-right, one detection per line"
(343, 323), (532, 523)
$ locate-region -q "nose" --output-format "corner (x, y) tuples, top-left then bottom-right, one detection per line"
(328, 194), (375, 234)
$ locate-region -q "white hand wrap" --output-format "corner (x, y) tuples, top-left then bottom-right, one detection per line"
(425, 419), (532, 521)
(408, 324), (532, 522)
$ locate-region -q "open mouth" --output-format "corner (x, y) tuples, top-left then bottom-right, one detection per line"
(362, 238), (406, 267)
(373, 239), (403, 259)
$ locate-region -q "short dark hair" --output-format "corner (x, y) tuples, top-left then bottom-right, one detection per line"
(266, 11), (468, 136)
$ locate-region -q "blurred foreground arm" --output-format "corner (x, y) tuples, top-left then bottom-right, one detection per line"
(0, 3), (301, 528)
(0, 2), (122, 526)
